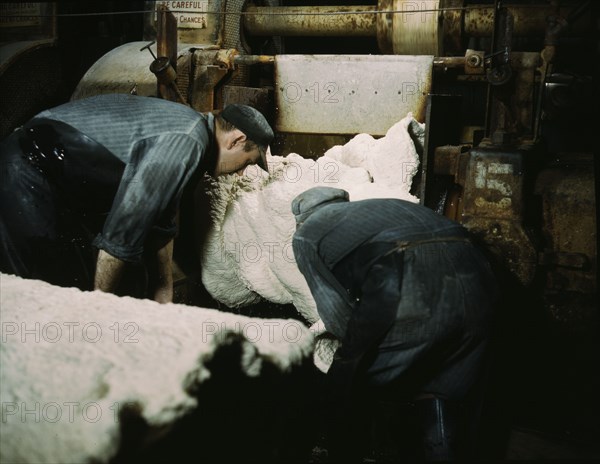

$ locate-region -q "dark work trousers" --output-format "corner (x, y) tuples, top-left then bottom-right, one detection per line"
(0, 129), (96, 290)
(365, 241), (495, 399)
(326, 240), (496, 462)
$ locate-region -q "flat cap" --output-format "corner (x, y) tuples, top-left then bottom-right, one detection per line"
(291, 187), (350, 224)
(221, 104), (274, 171)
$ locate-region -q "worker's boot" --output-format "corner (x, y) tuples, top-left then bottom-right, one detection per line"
(414, 396), (461, 462)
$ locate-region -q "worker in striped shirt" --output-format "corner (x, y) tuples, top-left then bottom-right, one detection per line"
(0, 94), (273, 302)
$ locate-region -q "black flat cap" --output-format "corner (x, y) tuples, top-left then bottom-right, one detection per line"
(292, 187), (350, 224)
(221, 104), (274, 172)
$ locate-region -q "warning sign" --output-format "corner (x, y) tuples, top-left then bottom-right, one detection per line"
(155, 1), (208, 29)
(0, 3), (41, 28)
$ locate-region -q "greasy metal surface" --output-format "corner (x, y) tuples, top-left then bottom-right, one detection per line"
(464, 49), (485, 74)
(244, 6), (376, 37)
(457, 147), (537, 285)
(535, 156), (597, 294)
(274, 54), (432, 135)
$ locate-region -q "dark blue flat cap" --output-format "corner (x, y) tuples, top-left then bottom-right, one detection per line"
(292, 187), (350, 224)
(221, 104), (274, 171)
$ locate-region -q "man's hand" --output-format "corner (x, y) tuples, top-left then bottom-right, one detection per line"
(95, 242), (174, 303)
(94, 250), (126, 294)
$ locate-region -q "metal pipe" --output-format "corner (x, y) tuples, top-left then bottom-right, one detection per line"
(433, 56), (465, 68)
(234, 54), (275, 65)
(243, 6), (377, 37)
(238, 54), (464, 70)
(243, 4), (574, 41)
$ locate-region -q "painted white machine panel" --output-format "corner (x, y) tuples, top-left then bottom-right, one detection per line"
(275, 54), (433, 135)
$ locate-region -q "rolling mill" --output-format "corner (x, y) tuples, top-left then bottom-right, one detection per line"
(0, 1), (597, 462)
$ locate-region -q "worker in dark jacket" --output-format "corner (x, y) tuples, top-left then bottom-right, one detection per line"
(0, 93), (273, 302)
(292, 186), (496, 462)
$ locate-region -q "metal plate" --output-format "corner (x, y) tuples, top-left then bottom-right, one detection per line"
(71, 41), (158, 100)
(274, 54), (432, 135)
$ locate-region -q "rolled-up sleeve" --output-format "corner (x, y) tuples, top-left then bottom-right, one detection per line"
(93, 133), (201, 262)
(293, 235), (355, 339)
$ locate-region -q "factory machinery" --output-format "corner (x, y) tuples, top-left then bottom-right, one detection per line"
(74, 1), (597, 447)
(1, 0), (595, 303)
(0, 0), (597, 451)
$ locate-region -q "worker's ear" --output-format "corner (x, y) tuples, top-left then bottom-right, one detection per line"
(228, 130), (247, 149)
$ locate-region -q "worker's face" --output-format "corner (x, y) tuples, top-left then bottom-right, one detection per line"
(214, 133), (261, 176)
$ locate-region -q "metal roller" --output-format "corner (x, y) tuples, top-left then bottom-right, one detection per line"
(243, 1), (577, 56)
(243, 5), (377, 37)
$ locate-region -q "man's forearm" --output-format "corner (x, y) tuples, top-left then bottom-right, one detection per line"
(151, 239), (174, 304)
(94, 250), (126, 294)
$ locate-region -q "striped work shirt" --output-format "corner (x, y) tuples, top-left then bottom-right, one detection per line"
(36, 94), (215, 262)
(292, 198), (468, 339)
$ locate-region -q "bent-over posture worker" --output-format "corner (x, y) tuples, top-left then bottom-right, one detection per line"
(292, 186), (496, 462)
(0, 94), (273, 302)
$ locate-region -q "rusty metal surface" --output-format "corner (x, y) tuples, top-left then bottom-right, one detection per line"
(190, 48), (236, 112)
(243, 6), (376, 37)
(274, 54), (432, 135)
(244, 1), (440, 54)
(240, 2), (579, 55)
(457, 147), (538, 285)
(233, 55), (275, 65)
(440, 0), (463, 55)
(464, 5), (571, 37)
(461, 148), (524, 220)
(376, 0), (394, 54)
